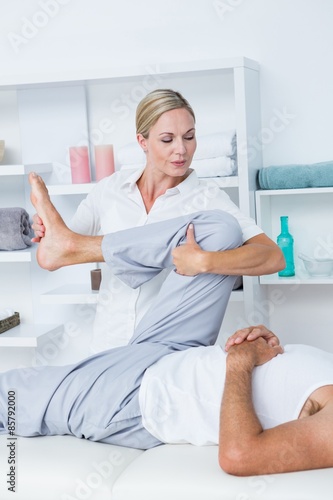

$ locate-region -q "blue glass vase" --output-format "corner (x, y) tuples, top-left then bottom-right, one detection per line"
(277, 216), (295, 277)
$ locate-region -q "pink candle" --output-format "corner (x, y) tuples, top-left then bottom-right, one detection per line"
(94, 144), (115, 181)
(69, 146), (91, 183)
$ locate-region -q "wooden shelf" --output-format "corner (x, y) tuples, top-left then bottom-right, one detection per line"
(0, 323), (63, 347)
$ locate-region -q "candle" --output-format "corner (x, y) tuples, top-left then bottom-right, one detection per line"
(69, 146), (91, 183)
(94, 144), (115, 181)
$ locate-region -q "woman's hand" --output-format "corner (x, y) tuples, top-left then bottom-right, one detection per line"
(172, 224), (206, 276)
(225, 324), (281, 352)
(31, 213), (45, 243)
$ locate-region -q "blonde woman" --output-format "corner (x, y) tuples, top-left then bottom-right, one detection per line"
(32, 89), (284, 353)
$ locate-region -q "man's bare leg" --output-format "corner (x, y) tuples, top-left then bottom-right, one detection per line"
(29, 172), (103, 270)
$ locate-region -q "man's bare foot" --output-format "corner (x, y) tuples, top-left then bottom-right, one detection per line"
(29, 172), (80, 270)
(29, 172), (104, 269)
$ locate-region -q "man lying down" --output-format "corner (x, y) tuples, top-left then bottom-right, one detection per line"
(0, 173), (333, 477)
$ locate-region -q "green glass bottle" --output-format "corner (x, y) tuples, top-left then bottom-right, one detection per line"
(277, 216), (295, 277)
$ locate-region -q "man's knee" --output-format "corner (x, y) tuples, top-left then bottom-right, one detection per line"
(190, 210), (243, 252)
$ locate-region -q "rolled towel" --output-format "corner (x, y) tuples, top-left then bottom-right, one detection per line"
(259, 161), (333, 190)
(0, 207), (34, 250)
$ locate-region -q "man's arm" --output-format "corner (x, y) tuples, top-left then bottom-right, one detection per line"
(218, 339), (333, 476)
(172, 227), (285, 277)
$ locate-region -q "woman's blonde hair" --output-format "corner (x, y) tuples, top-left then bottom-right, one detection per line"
(136, 89), (196, 138)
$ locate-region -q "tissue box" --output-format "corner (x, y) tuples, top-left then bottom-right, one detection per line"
(0, 312), (20, 334)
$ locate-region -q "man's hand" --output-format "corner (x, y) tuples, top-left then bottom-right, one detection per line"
(225, 324), (281, 352)
(31, 213), (45, 243)
(172, 223), (206, 276)
(227, 337), (284, 370)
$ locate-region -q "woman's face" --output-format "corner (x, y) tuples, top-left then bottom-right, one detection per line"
(138, 108), (196, 179)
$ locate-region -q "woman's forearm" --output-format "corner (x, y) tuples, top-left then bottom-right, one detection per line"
(202, 234), (285, 276)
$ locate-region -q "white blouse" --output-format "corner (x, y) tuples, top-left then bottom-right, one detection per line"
(70, 168), (262, 353)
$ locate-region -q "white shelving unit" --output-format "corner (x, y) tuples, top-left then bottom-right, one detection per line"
(0, 56), (262, 342)
(256, 187), (333, 285)
(0, 163), (63, 350)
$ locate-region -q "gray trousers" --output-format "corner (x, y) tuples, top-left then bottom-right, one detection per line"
(0, 210), (242, 449)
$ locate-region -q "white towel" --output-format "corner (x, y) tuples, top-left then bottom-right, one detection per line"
(194, 130), (236, 160)
(192, 156), (236, 177)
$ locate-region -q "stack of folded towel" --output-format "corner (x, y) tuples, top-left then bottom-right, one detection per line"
(0, 207), (34, 251)
(258, 160), (333, 190)
(117, 130), (237, 177)
(191, 130), (237, 177)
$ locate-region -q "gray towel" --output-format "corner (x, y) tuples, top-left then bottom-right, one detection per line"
(258, 160), (333, 189)
(0, 207), (34, 250)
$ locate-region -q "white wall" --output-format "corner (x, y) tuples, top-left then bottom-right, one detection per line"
(2, 0), (332, 164)
(1, 0), (332, 349)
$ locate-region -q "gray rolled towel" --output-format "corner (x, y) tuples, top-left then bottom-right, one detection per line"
(0, 207), (34, 250)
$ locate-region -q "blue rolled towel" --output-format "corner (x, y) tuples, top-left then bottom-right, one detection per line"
(0, 207), (34, 250)
(258, 160), (333, 189)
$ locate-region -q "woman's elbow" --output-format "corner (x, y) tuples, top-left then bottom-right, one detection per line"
(276, 249), (286, 272)
(266, 247), (286, 275)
